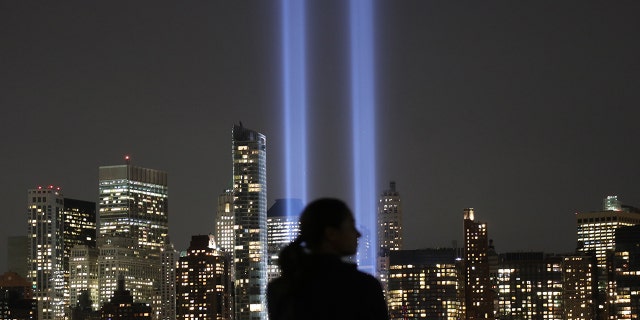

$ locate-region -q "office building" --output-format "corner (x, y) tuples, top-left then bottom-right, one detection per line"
(377, 181), (403, 292)
(69, 245), (99, 311)
(496, 252), (563, 320)
(576, 196), (640, 317)
(267, 198), (303, 281)
(98, 159), (169, 309)
(215, 189), (235, 281)
(176, 235), (232, 320)
(463, 208), (493, 320)
(232, 123), (268, 320)
(388, 248), (463, 320)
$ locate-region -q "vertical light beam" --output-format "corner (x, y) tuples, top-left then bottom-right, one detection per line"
(350, 0), (376, 275)
(282, 0), (308, 208)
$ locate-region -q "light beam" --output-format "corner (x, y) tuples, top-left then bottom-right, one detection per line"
(281, 0), (308, 208)
(350, 0), (377, 274)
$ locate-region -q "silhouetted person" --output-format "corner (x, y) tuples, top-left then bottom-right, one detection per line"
(267, 198), (389, 320)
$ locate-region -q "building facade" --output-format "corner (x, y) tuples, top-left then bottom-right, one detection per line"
(463, 208), (494, 320)
(176, 235), (232, 320)
(231, 123), (267, 320)
(266, 198), (303, 281)
(98, 161), (169, 309)
(377, 181), (403, 293)
(388, 248), (463, 320)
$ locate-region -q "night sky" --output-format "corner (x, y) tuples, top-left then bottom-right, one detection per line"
(2, 0), (639, 271)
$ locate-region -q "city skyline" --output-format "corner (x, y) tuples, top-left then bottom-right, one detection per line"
(2, 0), (640, 272)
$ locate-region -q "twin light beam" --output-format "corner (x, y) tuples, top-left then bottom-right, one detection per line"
(281, 0), (376, 274)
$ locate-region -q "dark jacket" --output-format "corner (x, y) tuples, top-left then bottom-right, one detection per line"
(267, 254), (389, 320)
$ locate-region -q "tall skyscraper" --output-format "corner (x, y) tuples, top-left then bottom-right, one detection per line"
(377, 181), (403, 292)
(266, 198), (303, 281)
(562, 255), (596, 320)
(27, 186), (96, 320)
(232, 123), (267, 320)
(97, 160), (169, 309)
(159, 241), (177, 320)
(98, 160), (168, 254)
(387, 248), (463, 319)
(176, 235), (232, 320)
(463, 208), (493, 320)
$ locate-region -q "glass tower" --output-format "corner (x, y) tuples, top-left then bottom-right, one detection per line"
(232, 123), (267, 320)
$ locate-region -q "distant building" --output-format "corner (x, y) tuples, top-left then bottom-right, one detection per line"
(576, 195), (640, 317)
(463, 208), (494, 320)
(98, 160), (169, 310)
(7, 236), (29, 279)
(69, 245), (99, 311)
(387, 248), (463, 319)
(562, 254), (596, 320)
(496, 252), (564, 319)
(0, 271), (37, 320)
(232, 123), (268, 320)
(377, 181), (403, 293)
(613, 224), (640, 319)
(176, 235), (232, 320)
(215, 189), (235, 281)
(71, 290), (99, 320)
(100, 275), (151, 320)
(159, 241), (177, 320)
(267, 198), (303, 281)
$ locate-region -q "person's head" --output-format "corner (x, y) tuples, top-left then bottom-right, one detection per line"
(298, 198), (361, 256)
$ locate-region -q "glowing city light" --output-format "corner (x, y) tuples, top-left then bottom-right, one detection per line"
(281, 0), (308, 207)
(350, 0), (377, 274)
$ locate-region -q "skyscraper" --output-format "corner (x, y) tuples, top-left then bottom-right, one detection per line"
(159, 241), (177, 320)
(98, 160), (168, 254)
(266, 198), (303, 281)
(232, 123), (267, 320)
(98, 159), (169, 309)
(215, 189), (235, 257)
(176, 235), (232, 320)
(576, 196), (640, 317)
(463, 208), (493, 320)
(27, 186), (96, 320)
(377, 181), (403, 292)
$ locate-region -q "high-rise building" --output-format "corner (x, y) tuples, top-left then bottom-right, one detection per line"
(62, 198), (97, 269)
(98, 160), (168, 254)
(463, 208), (493, 320)
(377, 181), (403, 293)
(98, 160), (169, 309)
(232, 123), (267, 320)
(266, 198), (303, 281)
(176, 235), (232, 320)
(576, 196), (640, 317)
(613, 224), (640, 319)
(562, 255), (596, 320)
(495, 252), (563, 320)
(159, 241), (177, 320)
(215, 189), (235, 258)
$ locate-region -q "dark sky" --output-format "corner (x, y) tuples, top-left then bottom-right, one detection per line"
(1, 0), (639, 271)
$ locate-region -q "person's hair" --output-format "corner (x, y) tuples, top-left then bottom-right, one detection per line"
(277, 198), (353, 276)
